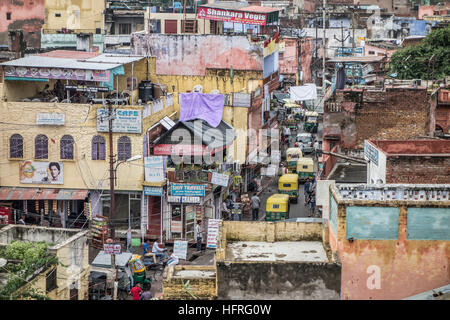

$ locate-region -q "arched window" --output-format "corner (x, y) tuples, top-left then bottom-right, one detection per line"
(60, 135), (74, 160)
(117, 136), (131, 161)
(35, 134), (48, 159)
(92, 135), (106, 160)
(10, 134), (23, 158)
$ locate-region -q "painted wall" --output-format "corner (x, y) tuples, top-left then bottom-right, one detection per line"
(0, 0), (45, 48)
(40, 32), (104, 51)
(279, 38), (298, 77)
(146, 12), (211, 35)
(364, 44), (396, 59)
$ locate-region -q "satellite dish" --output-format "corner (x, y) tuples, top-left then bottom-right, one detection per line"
(210, 89), (220, 94)
(193, 85), (203, 93)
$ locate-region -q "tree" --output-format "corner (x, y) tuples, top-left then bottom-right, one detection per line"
(389, 26), (450, 80)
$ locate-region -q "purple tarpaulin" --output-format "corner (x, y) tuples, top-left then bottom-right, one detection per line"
(179, 92), (225, 128)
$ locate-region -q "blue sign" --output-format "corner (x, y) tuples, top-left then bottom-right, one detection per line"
(144, 186), (163, 196)
(170, 184), (205, 197)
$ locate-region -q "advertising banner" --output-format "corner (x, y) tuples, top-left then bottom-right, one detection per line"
(211, 172), (230, 187)
(36, 113), (65, 126)
(4, 66), (110, 82)
(97, 109), (142, 134)
(206, 219), (221, 249)
(20, 161), (64, 185)
(173, 240), (188, 260)
(171, 184), (206, 197)
(144, 156), (165, 183)
(197, 7), (267, 25)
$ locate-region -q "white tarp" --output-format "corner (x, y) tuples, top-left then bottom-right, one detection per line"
(290, 84), (317, 101)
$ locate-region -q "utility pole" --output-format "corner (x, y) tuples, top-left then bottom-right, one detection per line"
(322, 0), (326, 95)
(108, 102), (116, 240)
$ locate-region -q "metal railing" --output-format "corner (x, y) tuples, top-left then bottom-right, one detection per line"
(42, 29), (106, 35)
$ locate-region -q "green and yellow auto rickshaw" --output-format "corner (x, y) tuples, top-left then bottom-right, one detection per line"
(265, 194), (290, 221)
(296, 157), (315, 182)
(129, 254), (151, 286)
(278, 174), (299, 203)
(303, 111), (319, 133)
(286, 147), (303, 172)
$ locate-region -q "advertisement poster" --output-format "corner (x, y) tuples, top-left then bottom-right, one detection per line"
(4, 66), (109, 82)
(144, 156), (166, 183)
(173, 240), (188, 260)
(206, 219), (221, 249)
(20, 161), (64, 184)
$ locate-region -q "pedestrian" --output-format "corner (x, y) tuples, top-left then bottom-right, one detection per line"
(195, 220), (203, 252)
(250, 193), (261, 221)
(308, 189), (316, 217)
(164, 249), (179, 267)
(18, 214), (26, 225)
(126, 227), (132, 252)
(140, 284), (153, 300)
(222, 199), (230, 220)
(129, 283), (142, 300)
(313, 140), (320, 159)
(304, 178), (311, 205)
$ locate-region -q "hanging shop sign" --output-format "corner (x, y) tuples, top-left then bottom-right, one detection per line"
(364, 141), (379, 166)
(144, 156), (165, 183)
(206, 219), (221, 249)
(3, 66), (110, 82)
(211, 172), (230, 187)
(143, 186), (163, 196)
(20, 161), (63, 185)
(167, 196), (201, 204)
(173, 240), (188, 260)
(97, 109), (142, 134)
(64, 85), (110, 93)
(170, 184), (205, 197)
(36, 113), (65, 126)
(197, 7), (267, 25)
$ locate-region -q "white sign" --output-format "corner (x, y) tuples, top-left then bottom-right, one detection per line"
(173, 240), (188, 260)
(206, 219), (221, 249)
(97, 109), (142, 133)
(36, 113), (65, 126)
(261, 164), (277, 177)
(271, 150), (281, 163)
(144, 156), (165, 183)
(103, 244), (122, 255)
(167, 196), (201, 203)
(166, 93), (174, 107)
(211, 172), (230, 187)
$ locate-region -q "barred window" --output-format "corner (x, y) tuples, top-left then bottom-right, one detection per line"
(92, 135), (106, 160)
(35, 134), (48, 159)
(60, 135), (74, 160)
(10, 134), (23, 158)
(117, 136), (131, 161)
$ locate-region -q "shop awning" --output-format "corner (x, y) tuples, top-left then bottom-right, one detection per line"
(0, 188), (88, 200)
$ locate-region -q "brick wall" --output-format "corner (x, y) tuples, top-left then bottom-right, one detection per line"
(386, 156), (450, 184)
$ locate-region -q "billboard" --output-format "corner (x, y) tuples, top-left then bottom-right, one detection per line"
(97, 109), (142, 134)
(197, 7), (267, 26)
(20, 161), (64, 184)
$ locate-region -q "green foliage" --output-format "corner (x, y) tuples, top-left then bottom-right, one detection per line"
(389, 26), (450, 80)
(0, 241), (58, 300)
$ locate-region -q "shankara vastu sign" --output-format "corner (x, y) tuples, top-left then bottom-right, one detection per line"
(197, 7), (267, 25)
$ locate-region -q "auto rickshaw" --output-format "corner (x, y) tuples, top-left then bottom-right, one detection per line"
(129, 254), (151, 286)
(286, 147), (303, 172)
(296, 157), (315, 182)
(278, 174), (299, 203)
(303, 111), (319, 133)
(292, 107), (303, 121)
(265, 194), (290, 221)
(285, 114), (297, 130)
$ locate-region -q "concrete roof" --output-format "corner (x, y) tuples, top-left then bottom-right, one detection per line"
(85, 54), (145, 65)
(328, 163), (367, 183)
(227, 241), (329, 263)
(368, 139), (450, 155)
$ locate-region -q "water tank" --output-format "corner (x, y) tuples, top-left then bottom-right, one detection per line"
(138, 81), (153, 102)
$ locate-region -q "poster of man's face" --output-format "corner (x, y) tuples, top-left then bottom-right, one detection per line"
(46, 162), (62, 183)
(20, 161), (64, 185)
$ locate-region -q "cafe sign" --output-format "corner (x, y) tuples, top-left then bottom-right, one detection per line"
(197, 6), (267, 25)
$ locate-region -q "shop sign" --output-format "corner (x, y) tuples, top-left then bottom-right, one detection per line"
(197, 7), (267, 26)
(232, 93), (251, 107)
(168, 196), (201, 204)
(211, 172), (230, 187)
(173, 240), (188, 260)
(206, 219), (221, 249)
(364, 141), (379, 165)
(103, 243), (122, 255)
(4, 66), (110, 82)
(65, 85), (110, 93)
(144, 156), (165, 183)
(20, 161), (63, 185)
(171, 184), (205, 197)
(36, 113), (65, 126)
(261, 164), (277, 177)
(143, 186), (163, 196)
(171, 220), (183, 233)
(97, 109), (142, 134)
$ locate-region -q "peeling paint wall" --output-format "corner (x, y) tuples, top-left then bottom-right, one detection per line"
(278, 38), (297, 78)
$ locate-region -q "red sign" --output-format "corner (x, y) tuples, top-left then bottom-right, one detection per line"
(153, 144), (228, 156)
(197, 7), (267, 26)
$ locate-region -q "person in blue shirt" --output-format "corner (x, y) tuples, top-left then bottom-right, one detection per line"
(304, 178), (311, 205)
(143, 240), (151, 255)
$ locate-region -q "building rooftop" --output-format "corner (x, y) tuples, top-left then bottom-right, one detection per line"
(328, 163), (367, 183)
(200, 2), (280, 13)
(226, 241), (329, 263)
(368, 139), (450, 155)
(37, 50), (101, 59)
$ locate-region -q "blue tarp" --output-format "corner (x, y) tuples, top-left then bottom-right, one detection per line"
(102, 65), (125, 90)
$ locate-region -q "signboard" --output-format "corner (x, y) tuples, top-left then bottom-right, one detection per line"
(232, 93), (251, 107)
(168, 196), (201, 204)
(4, 66), (110, 82)
(336, 47), (363, 54)
(171, 184), (206, 197)
(197, 7), (267, 26)
(20, 161), (63, 184)
(65, 85), (110, 93)
(97, 109), (142, 134)
(262, 164), (278, 176)
(36, 113), (65, 126)
(144, 156), (165, 183)
(143, 186), (163, 196)
(173, 240), (188, 260)
(206, 219), (221, 249)
(364, 141), (379, 165)
(103, 243), (122, 255)
(211, 172), (230, 187)
(171, 220), (183, 233)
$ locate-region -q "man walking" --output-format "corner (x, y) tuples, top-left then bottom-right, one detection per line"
(250, 193), (261, 221)
(195, 220), (203, 252)
(304, 178), (311, 205)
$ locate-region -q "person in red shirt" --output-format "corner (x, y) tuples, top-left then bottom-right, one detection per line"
(129, 283), (142, 300)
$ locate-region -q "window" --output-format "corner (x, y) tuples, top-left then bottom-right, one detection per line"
(369, 51), (375, 55)
(92, 135), (106, 160)
(272, 204), (280, 209)
(10, 134), (23, 158)
(46, 267), (57, 293)
(60, 135), (74, 160)
(117, 136), (131, 161)
(6, 12), (11, 20)
(35, 135), (48, 159)
(283, 184), (291, 188)
(119, 23), (131, 35)
(55, 13), (61, 17)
